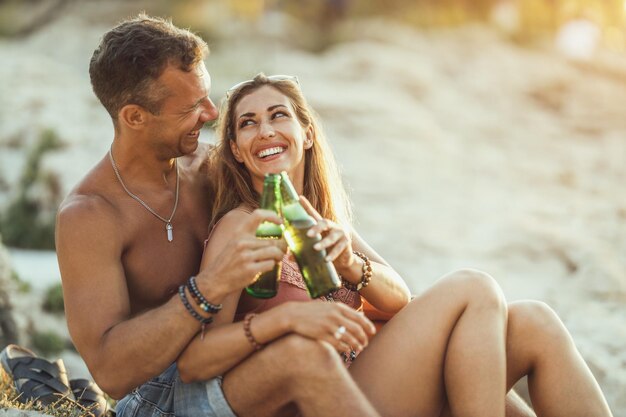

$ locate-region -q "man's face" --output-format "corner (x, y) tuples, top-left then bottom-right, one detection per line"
(147, 62), (218, 157)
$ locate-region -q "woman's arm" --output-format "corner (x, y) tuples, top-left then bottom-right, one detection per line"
(177, 208), (285, 381)
(299, 197), (411, 314)
(177, 299), (291, 382)
(347, 229), (411, 314)
(178, 298), (375, 382)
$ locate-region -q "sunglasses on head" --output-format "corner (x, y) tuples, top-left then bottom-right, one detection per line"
(225, 75), (300, 99)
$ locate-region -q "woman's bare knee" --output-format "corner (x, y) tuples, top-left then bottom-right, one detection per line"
(222, 335), (340, 416)
(222, 335), (345, 417)
(509, 300), (575, 352)
(505, 300), (578, 387)
(441, 268), (507, 312)
(269, 335), (342, 379)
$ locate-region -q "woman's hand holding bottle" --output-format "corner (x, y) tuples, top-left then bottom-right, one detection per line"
(299, 196), (362, 282)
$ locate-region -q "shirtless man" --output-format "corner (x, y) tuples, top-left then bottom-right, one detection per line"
(56, 14), (536, 417)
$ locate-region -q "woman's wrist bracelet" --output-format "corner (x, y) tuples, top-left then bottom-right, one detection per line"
(179, 285), (213, 339)
(243, 313), (263, 351)
(188, 276), (223, 314)
(342, 251), (372, 292)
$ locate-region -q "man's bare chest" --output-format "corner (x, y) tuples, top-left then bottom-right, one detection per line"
(119, 207), (209, 313)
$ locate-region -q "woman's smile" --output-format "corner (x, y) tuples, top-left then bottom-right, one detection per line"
(255, 144), (287, 162)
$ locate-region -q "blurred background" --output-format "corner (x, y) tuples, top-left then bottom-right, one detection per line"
(0, 0), (624, 413)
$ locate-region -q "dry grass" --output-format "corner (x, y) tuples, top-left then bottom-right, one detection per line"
(0, 367), (101, 417)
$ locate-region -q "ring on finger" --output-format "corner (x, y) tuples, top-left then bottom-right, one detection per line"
(333, 325), (347, 340)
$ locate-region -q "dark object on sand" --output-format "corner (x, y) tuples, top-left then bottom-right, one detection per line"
(0, 344), (74, 406)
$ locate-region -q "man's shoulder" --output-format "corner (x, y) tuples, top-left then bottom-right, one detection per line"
(57, 195), (119, 243)
(58, 190), (114, 221)
(57, 160), (119, 231)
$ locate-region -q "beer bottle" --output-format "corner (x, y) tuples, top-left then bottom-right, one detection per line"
(246, 173), (283, 298)
(279, 171), (341, 298)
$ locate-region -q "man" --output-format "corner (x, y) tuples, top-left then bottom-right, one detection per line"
(56, 14), (536, 417)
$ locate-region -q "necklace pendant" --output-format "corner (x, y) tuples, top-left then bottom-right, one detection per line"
(166, 223), (173, 242)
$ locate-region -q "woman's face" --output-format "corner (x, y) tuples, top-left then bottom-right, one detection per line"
(230, 85), (312, 193)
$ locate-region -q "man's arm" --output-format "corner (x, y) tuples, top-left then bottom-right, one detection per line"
(56, 195), (229, 399)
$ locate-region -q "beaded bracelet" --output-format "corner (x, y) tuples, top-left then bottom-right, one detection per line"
(243, 313), (263, 351)
(179, 285), (213, 339)
(188, 276), (223, 314)
(342, 250), (372, 292)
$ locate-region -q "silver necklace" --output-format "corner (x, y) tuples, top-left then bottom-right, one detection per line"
(108, 148), (179, 242)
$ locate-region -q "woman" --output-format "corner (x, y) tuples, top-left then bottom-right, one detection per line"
(179, 74), (613, 417)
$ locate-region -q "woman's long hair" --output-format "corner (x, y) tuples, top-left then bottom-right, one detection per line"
(210, 73), (352, 230)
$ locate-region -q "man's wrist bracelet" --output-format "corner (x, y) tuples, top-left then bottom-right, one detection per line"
(179, 285), (213, 339)
(188, 276), (223, 314)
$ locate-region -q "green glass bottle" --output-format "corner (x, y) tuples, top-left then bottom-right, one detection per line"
(246, 174), (283, 298)
(279, 171), (341, 298)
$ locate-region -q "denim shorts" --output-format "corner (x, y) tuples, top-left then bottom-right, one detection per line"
(115, 364), (237, 417)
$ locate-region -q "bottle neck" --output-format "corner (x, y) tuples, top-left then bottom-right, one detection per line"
(257, 175), (283, 237)
(280, 172), (311, 222)
(279, 172), (300, 206)
(260, 178), (281, 213)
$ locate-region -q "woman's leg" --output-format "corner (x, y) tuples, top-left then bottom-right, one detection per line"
(348, 269), (508, 417)
(504, 301), (613, 417)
